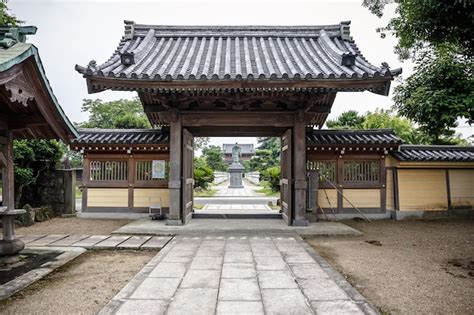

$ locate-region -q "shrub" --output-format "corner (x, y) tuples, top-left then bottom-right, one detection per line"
(260, 166), (281, 192)
(193, 157), (215, 190)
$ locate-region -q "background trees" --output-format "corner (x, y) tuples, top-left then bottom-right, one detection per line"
(78, 98), (151, 129)
(363, 0), (473, 144)
(201, 145), (227, 172)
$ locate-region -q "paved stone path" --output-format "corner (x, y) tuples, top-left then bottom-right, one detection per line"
(215, 180), (263, 197)
(19, 234), (172, 250)
(100, 235), (376, 315)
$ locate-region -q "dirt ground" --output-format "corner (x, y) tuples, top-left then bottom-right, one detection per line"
(0, 250), (156, 314)
(306, 219), (474, 315)
(12, 217), (132, 235)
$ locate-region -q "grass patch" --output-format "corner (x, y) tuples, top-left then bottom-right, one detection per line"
(193, 204), (204, 210)
(194, 188), (217, 197)
(255, 181), (280, 197)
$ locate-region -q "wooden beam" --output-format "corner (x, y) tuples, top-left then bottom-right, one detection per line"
(8, 115), (49, 130)
(167, 111), (183, 224)
(181, 112), (295, 127)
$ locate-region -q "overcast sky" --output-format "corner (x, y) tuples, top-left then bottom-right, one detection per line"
(10, 0), (472, 146)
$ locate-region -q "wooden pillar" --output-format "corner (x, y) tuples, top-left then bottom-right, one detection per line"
(292, 111), (309, 226)
(167, 110), (183, 225)
(1, 131), (14, 210)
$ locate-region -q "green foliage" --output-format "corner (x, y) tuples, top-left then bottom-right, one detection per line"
(194, 137), (210, 150)
(245, 149), (279, 173)
(202, 145), (227, 171)
(393, 49), (473, 144)
(326, 110), (366, 129)
(257, 137), (281, 161)
(78, 98), (151, 129)
(0, 1), (21, 26)
(13, 140), (63, 207)
(325, 109), (462, 144)
(260, 166), (281, 192)
(363, 0), (474, 59)
(364, 0), (473, 142)
(193, 157), (215, 190)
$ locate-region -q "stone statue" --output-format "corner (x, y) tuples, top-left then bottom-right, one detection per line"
(231, 143), (241, 164)
(228, 143), (244, 188)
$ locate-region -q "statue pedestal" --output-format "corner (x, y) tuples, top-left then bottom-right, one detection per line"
(0, 208), (26, 265)
(228, 162), (244, 188)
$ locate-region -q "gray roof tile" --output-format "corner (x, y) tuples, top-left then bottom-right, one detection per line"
(392, 145), (474, 162)
(307, 129), (402, 147)
(72, 129), (169, 145)
(76, 21), (401, 83)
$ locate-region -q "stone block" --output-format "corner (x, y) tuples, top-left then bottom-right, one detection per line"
(288, 263), (329, 279)
(149, 262), (187, 278)
(180, 269), (220, 289)
(261, 288), (312, 315)
(130, 278), (181, 300)
(254, 256), (287, 271)
(257, 270), (298, 289)
(219, 278), (261, 301)
(71, 235), (109, 248)
(224, 251), (253, 263)
(117, 236), (151, 249)
(162, 250), (195, 263)
(189, 256), (223, 270)
(282, 252), (314, 264)
(297, 278), (349, 301)
(28, 234), (67, 246)
(140, 236), (172, 249)
(217, 301), (264, 315)
(311, 300), (364, 315)
(50, 235), (89, 246)
(93, 235), (130, 249)
(222, 263), (256, 279)
(166, 288), (218, 315)
(116, 300), (169, 315)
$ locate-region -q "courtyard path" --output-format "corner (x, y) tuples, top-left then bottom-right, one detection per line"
(99, 234), (377, 315)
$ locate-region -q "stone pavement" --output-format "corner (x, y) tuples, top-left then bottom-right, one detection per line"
(19, 234), (172, 250)
(100, 235), (377, 315)
(215, 180), (263, 197)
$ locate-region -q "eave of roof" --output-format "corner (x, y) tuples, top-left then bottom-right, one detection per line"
(76, 21), (401, 95)
(307, 129), (402, 148)
(392, 145), (474, 162)
(0, 42), (77, 140)
(72, 128), (170, 147)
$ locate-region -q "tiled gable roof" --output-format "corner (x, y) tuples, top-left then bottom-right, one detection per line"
(307, 129), (402, 147)
(72, 129), (169, 145)
(76, 21), (401, 86)
(392, 145), (474, 162)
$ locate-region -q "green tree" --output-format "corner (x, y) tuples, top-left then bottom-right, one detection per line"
(363, 0), (473, 143)
(245, 149), (278, 172)
(393, 50), (473, 144)
(0, 1), (21, 26)
(326, 110), (365, 129)
(193, 157), (214, 190)
(202, 145), (227, 171)
(257, 137), (280, 161)
(78, 98), (151, 129)
(260, 166), (281, 192)
(13, 140), (63, 207)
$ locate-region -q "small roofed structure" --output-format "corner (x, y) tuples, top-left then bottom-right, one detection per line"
(0, 26), (77, 211)
(0, 26), (77, 262)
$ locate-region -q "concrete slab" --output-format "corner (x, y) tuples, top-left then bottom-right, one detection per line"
(71, 235), (109, 248)
(27, 234), (68, 246)
(311, 300), (364, 315)
(115, 300), (169, 315)
(130, 277), (181, 300)
(261, 288), (313, 315)
(112, 219), (362, 236)
(99, 235), (378, 315)
(166, 288), (218, 315)
(219, 278), (261, 301)
(140, 236), (172, 249)
(49, 235), (89, 246)
(117, 236), (151, 249)
(257, 270), (298, 289)
(180, 269), (221, 289)
(19, 235), (46, 244)
(93, 235), (130, 249)
(216, 301), (265, 315)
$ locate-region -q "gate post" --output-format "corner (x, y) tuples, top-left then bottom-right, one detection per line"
(167, 110), (183, 225)
(293, 111), (309, 226)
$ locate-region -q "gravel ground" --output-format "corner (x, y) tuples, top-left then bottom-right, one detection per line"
(11, 217), (132, 235)
(306, 219), (474, 315)
(0, 250), (156, 314)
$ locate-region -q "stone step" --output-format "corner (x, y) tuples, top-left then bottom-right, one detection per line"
(192, 213), (282, 219)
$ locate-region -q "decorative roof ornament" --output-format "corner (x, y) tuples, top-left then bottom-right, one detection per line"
(0, 26), (37, 48)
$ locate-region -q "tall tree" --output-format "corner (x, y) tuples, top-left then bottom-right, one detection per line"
(363, 0), (473, 143)
(325, 110), (366, 129)
(202, 145), (227, 171)
(257, 137), (281, 161)
(78, 98), (151, 129)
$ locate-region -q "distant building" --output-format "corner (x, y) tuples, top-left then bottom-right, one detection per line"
(222, 144), (255, 164)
